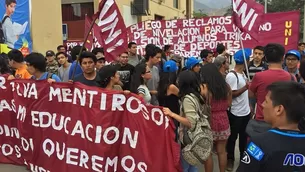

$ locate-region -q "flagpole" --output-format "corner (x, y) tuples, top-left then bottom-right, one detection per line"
(264, 0), (267, 13)
(238, 31), (251, 82)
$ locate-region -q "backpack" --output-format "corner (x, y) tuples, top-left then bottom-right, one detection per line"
(47, 72), (54, 79)
(179, 94), (213, 166)
(0, 16), (9, 44)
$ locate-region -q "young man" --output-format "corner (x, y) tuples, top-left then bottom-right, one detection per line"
(56, 52), (71, 82)
(73, 51), (100, 87)
(25, 52), (61, 82)
(3, 0), (17, 48)
(237, 81), (305, 172)
(248, 46), (268, 80)
(185, 57), (201, 73)
(200, 49), (214, 65)
(213, 55), (229, 77)
(92, 48), (105, 71)
(145, 45), (162, 106)
(128, 42), (144, 66)
(225, 49), (251, 171)
(8, 49), (31, 79)
(216, 43), (226, 56)
(57, 45), (72, 62)
(298, 42), (305, 60)
(284, 50), (301, 82)
(116, 52), (134, 90)
(250, 44), (293, 121)
(45, 50), (59, 75)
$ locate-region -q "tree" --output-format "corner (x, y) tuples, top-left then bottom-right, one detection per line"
(193, 10), (208, 18)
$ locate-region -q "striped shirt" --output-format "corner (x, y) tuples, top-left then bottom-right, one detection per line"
(248, 61), (268, 80)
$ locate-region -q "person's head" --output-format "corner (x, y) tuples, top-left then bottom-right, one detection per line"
(299, 60), (305, 81)
(145, 44), (162, 65)
(56, 52), (68, 66)
(0, 54), (10, 74)
(264, 43), (285, 63)
(45, 50), (56, 63)
(25, 52), (47, 75)
(213, 55), (229, 72)
(5, 0), (16, 16)
(263, 81), (305, 128)
(163, 45), (171, 53)
(98, 65), (120, 88)
(158, 61), (178, 99)
(216, 43), (226, 55)
(298, 42), (305, 51)
(8, 49), (24, 69)
(185, 57), (201, 73)
(119, 52), (129, 66)
(71, 45), (86, 61)
(92, 48), (105, 70)
(200, 63), (228, 100)
(234, 48), (251, 67)
(200, 49), (214, 63)
(79, 51), (97, 74)
(285, 50), (301, 70)
(253, 46), (264, 63)
(57, 45), (66, 53)
(130, 63), (152, 93)
(128, 42), (137, 55)
(177, 70), (204, 104)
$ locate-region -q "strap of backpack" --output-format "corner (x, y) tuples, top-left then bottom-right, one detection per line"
(47, 72), (53, 79)
(2, 16), (9, 24)
(229, 70), (239, 85)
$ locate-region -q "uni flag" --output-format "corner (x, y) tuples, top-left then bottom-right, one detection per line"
(232, 0), (264, 41)
(84, 15), (102, 52)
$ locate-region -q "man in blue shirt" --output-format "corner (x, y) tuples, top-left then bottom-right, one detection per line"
(25, 52), (61, 82)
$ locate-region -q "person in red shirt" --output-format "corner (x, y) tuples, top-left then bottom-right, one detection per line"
(249, 43), (292, 121)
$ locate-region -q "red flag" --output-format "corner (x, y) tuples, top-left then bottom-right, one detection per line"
(84, 15), (103, 52)
(232, 0), (264, 40)
(94, 0), (128, 62)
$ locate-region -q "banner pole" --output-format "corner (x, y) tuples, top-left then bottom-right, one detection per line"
(238, 31), (251, 82)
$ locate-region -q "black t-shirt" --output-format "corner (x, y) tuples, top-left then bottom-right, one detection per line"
(116, 64), (134, 90)
(237, 129), (305, 172)
(73, 73), (101, 87)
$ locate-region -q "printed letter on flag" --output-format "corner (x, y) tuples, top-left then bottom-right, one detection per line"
(232, 0), (264, 40)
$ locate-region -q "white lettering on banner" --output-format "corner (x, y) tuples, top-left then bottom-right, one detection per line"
(259, 22), (272, 31)
(29, 163), (50, 172)
(0, 76), (6, 89)
(0, 142), (32, 158)
(17, 105), (26, 122)
(42, 139), (147, 172)
(97, 0), (124, 53)
(165, 20), (177, 29)
(233, 0), (259, 31)
(0, 99), (12, 112)
(10, 82), (38, 99)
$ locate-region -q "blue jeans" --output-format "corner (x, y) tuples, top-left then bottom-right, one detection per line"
(181, 156), (198, 172)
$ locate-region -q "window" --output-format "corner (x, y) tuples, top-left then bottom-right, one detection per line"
(62, 2), (94, 21)
(173, 0), (179, 9)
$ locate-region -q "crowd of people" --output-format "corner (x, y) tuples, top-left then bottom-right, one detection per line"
(0, 41), (305, 172)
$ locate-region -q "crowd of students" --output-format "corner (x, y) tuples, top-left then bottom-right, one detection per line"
(0, 42), (305, 172)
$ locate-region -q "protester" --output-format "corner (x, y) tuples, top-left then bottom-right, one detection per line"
(185, 57), (201, 74)
(214, 55), (230, 77)
(0, 54), (11, 74)
(299, 59), (305, 82)
(45, 50), (59, 75)
(56, 52), (71, 82)
(130, 63), (152, 104)
(200, 49), (214, 65)
(248, 46), (268, 80)
(249, 43), (293, 121)
(298, 42), (305, 60)
(92, 47), (105, 71)
(128, 42), (144, 66)
(73, 51), (100, 87)
(171, 54), (182, 75)
(201, 63), (232, 172)
(69, 45), (86, 80)
(163, 70), (213, 172)
(216, 43), (226, 57)
(8, 49), (31, 79)
(25, 52), (61, 82)
(225, 48), (251, 171)
(237, 81), (305, 172)
(283, 50), (301, 82)
(145, 44), (162, 106)
(116, 52), (135, 90)
(158, 60), (179, 141)
(57, 45), (72, 62)
(159, 45), (171, 72)
(98, 65), (122, 91)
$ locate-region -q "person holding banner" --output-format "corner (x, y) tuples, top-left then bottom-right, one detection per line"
(98, 65), (122, 91)
(8, 49), (31, 79)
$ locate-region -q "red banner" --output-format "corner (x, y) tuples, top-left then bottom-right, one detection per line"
(128, 11), (300, 57)
(0, 75), (181, 172)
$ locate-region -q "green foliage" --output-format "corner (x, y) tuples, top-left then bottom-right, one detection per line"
(193, 10), (208, 18)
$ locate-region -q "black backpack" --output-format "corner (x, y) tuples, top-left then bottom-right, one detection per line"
(0, 16), (9, 44)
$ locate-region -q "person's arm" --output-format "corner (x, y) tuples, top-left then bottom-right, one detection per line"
(227, 84), (232, 106)
(167, 84), (179, 96)
(249, 74), (259, 98)
(226, 73), (248, 98)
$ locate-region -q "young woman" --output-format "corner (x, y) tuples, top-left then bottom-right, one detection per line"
(130, 63), (152, 104)
(200, 63), (232, 172)
(163, 70), (213, 172)
(158, 60), (180, 141)
(98, 65), (122, 91)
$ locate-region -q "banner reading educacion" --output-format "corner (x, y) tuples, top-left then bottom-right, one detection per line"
(0, 0), (31, 55)
(128, 11), (300, 57)
(0, 75), (181, 172)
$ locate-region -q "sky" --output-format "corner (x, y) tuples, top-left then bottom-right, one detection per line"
(195, 0), (231, 9)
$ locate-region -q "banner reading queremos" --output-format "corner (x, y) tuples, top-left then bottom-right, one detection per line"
(0, 75), (181, 172)
(0, 0), (31, 55)
(128, 11), (300, 57)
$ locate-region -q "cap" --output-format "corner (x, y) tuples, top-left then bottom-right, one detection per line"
(46, 50), (55, 57)
(163, 60), (178, 72)
(285, 50), (301, 60)
(213, 55), (227, 69)
(234, 48), (252, 64)
(185, 57), (201, 70)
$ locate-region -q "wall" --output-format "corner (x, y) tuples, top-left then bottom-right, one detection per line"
(63, 20), (85, 40)
(31, 0), (63, 53)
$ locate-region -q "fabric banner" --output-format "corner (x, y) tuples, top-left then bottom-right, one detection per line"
(0, 0), (31, 55)
(128, 11), (300, 57)
(0, 75), (181, 172)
